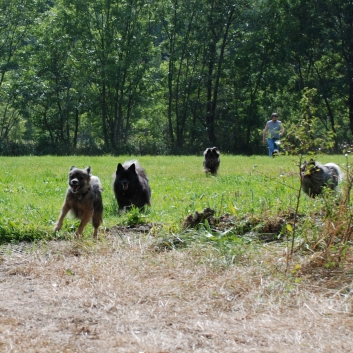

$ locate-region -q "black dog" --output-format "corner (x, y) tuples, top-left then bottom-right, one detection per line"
(54, 166), (103, 238)
(113, 160), (151, 212)
(203, 147), (220, 175)
(301, 159), (342, 197)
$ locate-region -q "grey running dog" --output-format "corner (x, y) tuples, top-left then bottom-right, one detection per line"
(301, 159), (342, 197)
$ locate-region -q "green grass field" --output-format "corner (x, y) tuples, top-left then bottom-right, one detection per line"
(0, 154), (347, 244)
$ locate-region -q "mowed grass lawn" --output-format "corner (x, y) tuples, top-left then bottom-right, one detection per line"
(0, 154), (348, 242)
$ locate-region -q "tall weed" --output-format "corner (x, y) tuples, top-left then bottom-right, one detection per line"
(280, 88), (351, 267)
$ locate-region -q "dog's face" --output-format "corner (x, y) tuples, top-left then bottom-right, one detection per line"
(68, 166), (91, 194)
(204, 147), (220, 160)
(115, 163), (137, 191)
(301, 159), (321, 180)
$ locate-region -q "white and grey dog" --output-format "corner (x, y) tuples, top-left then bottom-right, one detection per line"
(301, 159), (342, 197)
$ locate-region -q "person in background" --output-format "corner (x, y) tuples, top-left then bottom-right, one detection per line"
(263, 112), (285, 156)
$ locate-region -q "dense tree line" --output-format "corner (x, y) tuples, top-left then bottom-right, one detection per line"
(0, 0), (352, 155)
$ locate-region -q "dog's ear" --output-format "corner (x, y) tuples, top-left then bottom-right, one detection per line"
(70, 166), (75, 171)
(205, 148), (212, 156)
(86, 166), (91, 175)
(117, 163), (124, 173)
(128, 163), (136, 173)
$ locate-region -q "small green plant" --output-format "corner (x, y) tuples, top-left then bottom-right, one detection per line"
(122, 206), (149, 226)
(281, 87), (336, 265)
(279, 88), (353, 269)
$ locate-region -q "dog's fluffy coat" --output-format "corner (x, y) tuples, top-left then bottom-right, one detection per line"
(301, 159), (342, 197)
(203, 147), (220, 175)
(54, 166), (103, 238)
(113, 160), (151, 211)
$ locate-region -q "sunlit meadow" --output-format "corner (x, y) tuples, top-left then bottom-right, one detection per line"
(0, 154), (347, 243)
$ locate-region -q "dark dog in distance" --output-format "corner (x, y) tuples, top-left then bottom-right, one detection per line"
(54, 166), (103, 238)
(203, 147), (220, 175)
(272, 149), (280, 157)
(113, 160), (151, 212)
(301, 159), (342, 197)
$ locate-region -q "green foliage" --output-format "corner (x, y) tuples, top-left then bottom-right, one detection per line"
(120, 206), (150, 226)
(1, 0), (352, 155)
(281, 88), (335, 156)
(0, 218), (50, 244)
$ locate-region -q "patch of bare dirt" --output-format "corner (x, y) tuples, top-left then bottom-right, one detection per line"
(0, 230), (353, 352)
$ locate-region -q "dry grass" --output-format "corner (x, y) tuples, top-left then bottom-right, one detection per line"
(1, 230), (353, 353)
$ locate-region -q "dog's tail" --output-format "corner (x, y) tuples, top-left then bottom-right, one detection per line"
(325, 163), (343, 183)
(91, 176), (103, 192)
